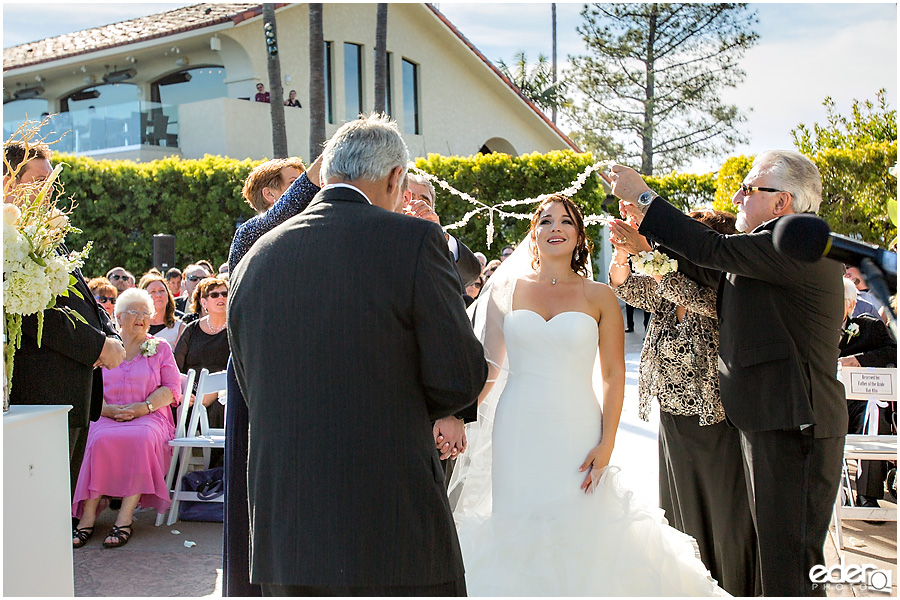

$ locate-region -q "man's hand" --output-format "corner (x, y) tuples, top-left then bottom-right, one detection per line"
(95, 337), (126, 369)
(839, 356), (861, 368)
(600, 164), (652, 215)
(433, 415), (466, 460)
(403, 197), (441, 226)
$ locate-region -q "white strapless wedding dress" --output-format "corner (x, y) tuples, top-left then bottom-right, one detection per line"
(455, 309), (729, 596)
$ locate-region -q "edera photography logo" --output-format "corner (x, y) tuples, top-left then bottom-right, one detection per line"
(810, 558), (892, 593)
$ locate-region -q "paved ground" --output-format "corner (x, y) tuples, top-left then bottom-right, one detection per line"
(71, 304), (896, 597)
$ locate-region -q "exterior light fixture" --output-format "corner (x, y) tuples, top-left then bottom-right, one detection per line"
(102, 68), (136, 84)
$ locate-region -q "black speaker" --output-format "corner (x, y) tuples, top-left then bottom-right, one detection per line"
(153, 234), (176, 272)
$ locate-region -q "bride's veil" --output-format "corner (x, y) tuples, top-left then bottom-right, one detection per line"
(447, 233), (594, 520)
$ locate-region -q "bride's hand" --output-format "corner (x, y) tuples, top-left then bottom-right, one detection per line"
(578, 441), (614, 493)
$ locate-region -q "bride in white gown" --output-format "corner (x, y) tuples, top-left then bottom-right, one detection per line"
(449, 195), (728, 596)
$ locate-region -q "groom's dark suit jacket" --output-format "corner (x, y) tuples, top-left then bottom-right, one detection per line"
(228, 185), (487, 589)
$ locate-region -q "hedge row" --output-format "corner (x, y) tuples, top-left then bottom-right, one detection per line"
(56, 145), (894, 277)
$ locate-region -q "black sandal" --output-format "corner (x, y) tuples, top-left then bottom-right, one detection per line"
(72, 526), (94, 548)
(102, 523), (133, 549)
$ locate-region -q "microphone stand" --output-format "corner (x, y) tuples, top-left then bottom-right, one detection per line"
(859, 257), (897, 338)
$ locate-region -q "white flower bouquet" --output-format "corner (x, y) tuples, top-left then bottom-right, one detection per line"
(4, 125), (93, 393)
(632, 250), (678, 278)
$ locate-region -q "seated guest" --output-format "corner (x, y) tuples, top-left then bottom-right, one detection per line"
(195, 259), (215, 276)
(242, 157), (306, 214)
(175, 263), (211, 317)
(219, 262), (229, 276)
(482, 259), (501, 282)
(106, 267), (135, 293)
(88, 277), (117, 317)
(165, 268), (182, 299)
(174, 277), (230, 461)
(139, 273), (184, 349)
(71, 288), (182, 549)
(839, 278), (897, 510)
(465, 274), (484, 304)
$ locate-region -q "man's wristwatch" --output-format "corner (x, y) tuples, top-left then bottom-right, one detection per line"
(637, 190), (659, 206)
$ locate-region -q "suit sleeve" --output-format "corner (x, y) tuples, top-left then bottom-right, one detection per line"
(453, 237), (483, 288)
(19, 281), (108, 367)
(412, 225), (488, 422)
(855, 319), (898, 368)
(640, 197), (809, 285)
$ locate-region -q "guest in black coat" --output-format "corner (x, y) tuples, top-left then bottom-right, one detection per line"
(838, 278), (897, 507)
(228, 114), (486, 596)
(4, 140), (125, 494)
(607, 151), (848, 597)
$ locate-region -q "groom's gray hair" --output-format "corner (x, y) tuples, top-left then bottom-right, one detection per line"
(321, 113), (409, 183)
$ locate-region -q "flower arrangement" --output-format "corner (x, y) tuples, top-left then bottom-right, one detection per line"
(632, 250), (678, 278)
(4, 120), (93, 394)
(140, 338), (160, 357)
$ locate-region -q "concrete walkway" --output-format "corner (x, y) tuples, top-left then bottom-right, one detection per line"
(72, 308), (896, 597)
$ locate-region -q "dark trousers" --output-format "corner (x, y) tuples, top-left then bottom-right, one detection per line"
(847, 399), (893, 499)
(625, 303), (650, 330)
(658, 412), (760, 596)
(739, 428), (844, 597)
(261, 577), (467, 597)
(69, 426), (87, 497)
(223, 358), (262, 597)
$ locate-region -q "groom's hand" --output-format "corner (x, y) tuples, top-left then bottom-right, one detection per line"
(433, 416), (467, 460)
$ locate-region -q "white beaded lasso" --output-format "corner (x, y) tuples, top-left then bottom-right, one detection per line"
(408, 161), (618, 248)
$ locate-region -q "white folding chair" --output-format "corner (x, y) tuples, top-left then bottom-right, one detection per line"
(163, 368), (228, 526)
(155, 368), (196, 526)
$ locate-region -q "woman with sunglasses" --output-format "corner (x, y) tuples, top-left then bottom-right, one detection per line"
(138, 272), (184, 349)
(174, 277), (230, 464)
(71, 288), (182, 549)
(88, 277), (118, 317)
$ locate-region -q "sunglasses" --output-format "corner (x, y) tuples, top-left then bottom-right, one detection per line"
(206, 291), (228, 299)
(186, 275), (207, 282)
(95, 295), (116, 305)
(739, 183), (787, 196)
(123, 309), (152, 318)
(109, 274), (131, 281)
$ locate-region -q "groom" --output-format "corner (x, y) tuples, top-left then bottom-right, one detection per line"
(228, 113), (487, 596)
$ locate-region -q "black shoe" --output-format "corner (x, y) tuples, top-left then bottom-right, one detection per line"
(624, 327), (635, 333)
(857, 496), (884, 524)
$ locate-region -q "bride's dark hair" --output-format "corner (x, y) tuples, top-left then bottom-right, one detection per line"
(529, 194), (592, 277)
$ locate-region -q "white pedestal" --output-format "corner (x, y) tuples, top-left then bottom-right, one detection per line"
(4, 405), (74, 597)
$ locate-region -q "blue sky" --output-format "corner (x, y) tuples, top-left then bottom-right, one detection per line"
(3, 2), (897, 173)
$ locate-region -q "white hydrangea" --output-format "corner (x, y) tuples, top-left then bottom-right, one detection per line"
(3, 223), (29, 273)
(45, 254), (72, 297)
(4, 258), (52, 315)
(3, 203), (21, 226)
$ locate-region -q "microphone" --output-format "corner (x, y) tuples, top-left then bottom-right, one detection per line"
(772, 214), (897, 280)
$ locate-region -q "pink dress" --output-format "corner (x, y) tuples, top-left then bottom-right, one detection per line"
(72, 336), (182, 518)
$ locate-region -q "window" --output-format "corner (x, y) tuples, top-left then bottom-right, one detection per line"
(402, 58), (419, 135)
(373, 49), (392, 116)
(324, 41), (334, 124)
(344, 42), (363, 121)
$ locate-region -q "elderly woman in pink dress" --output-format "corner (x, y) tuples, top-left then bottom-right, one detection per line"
(71, 288), (182, 549)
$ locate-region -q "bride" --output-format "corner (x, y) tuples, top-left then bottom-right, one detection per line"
(449, 194), (728, 596)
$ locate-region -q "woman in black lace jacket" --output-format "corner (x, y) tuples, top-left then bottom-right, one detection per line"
(609, 208), (759, 597)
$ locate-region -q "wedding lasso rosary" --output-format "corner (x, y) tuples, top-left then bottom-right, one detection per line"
(408, 160), (619, 249)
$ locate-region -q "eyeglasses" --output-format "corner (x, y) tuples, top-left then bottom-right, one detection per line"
(109, 274), (131, 281)
(123, 309), (152, 318)
(186, 275), (207, 282)
(206, 291), (228, 299)
(739, 183), (787, 197)
(95, 295), (116, 305)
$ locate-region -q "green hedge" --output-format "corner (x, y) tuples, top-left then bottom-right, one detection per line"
(59, 154), (262, 277)
(57, 145), (892, 278)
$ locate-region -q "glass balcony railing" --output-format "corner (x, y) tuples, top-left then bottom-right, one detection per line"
(3, 102), (181, 155)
